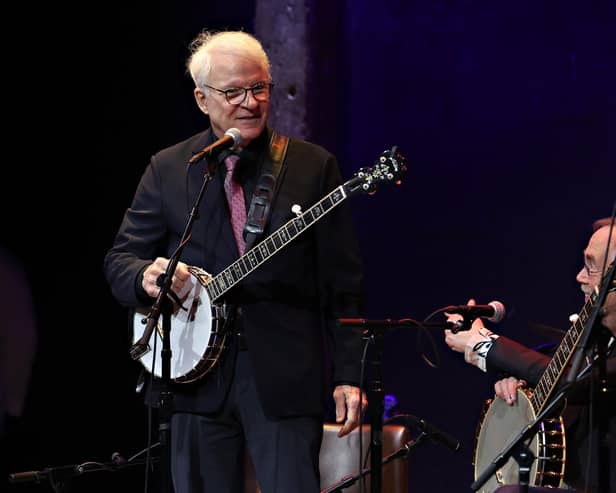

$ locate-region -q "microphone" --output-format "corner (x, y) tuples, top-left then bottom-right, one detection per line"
(404, 414), (460, 452)
(111, 452), (127, 465)
(188, 127), (242, 164)
(443, 300), (506, 323)
(9, 469), (47, 483)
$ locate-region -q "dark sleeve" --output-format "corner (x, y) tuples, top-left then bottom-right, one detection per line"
(103, 156), (166, 307)
(487, 335), (616, 404)
(486, 335), (550, 386)
(316, 154), (365, 386)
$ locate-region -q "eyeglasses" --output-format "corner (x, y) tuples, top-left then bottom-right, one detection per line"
(202, 81), (274, 105)
(583, 264), (602, 277)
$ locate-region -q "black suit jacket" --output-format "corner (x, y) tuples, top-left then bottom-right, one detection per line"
(104, 128), (365, 418)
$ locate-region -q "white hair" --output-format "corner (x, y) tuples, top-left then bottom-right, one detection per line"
(186, 30), (271, 88)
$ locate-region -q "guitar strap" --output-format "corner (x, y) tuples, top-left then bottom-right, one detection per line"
(242, 130), (289, 251)
(219, 131), (289, 346)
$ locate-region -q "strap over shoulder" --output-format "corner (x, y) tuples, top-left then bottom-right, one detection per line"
(268, 130), (289, 183)
(242, 131), (290, 250)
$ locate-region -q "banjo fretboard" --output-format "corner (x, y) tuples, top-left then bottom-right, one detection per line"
(200, 185), (348, 301)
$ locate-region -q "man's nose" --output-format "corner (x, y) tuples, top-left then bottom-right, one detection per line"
(241, 89), (259, 108)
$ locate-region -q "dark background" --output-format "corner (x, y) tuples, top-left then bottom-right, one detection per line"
(4, 1), (615, 492)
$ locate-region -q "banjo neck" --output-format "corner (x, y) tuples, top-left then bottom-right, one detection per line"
(202, 184), (350, 302)
(530, 260), (615, 414)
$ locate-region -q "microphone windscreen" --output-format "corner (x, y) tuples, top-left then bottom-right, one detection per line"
(487, 300), (506, 323)
(225, 128), (243, 148)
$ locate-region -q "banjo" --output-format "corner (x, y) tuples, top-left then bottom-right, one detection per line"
(473, 262), (616, 493)
(131, 147), (407, 384)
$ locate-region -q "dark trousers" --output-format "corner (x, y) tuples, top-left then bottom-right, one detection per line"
(171, 351), (322, 493)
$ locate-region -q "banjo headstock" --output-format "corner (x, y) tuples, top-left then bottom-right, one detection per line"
(346, 146), (407, 195)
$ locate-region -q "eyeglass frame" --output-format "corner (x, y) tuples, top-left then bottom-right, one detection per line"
(583, 264), (603, 277)
(201, 80), (274, 105)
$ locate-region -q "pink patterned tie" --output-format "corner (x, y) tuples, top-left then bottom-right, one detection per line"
(223, 154), (247, 255)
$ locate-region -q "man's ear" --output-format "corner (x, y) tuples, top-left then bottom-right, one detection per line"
(194, 88), (208, 114)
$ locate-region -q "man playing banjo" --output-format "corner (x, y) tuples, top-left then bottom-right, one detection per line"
(444, 217), (616, 492)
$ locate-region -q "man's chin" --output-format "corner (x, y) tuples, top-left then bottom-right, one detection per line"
(237, 124), (266, 144)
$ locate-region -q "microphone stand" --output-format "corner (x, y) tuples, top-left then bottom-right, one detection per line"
(471, 383), (569, 492)
(9, 455), (159, 493)
(320, 433), (429, 493)
(338, 319), (455, 493)
(594, 331), (612, 492)
(364, 324), (385, 493)
(128, 153), (219, 493)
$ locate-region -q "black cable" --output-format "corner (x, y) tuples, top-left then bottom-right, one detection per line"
(419, 309), (445, 369)
(417, 320), (441, 369)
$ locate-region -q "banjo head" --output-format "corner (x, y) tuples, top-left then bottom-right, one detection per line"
(132, 272), (213, 381)
(473, 389), (565, 493)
